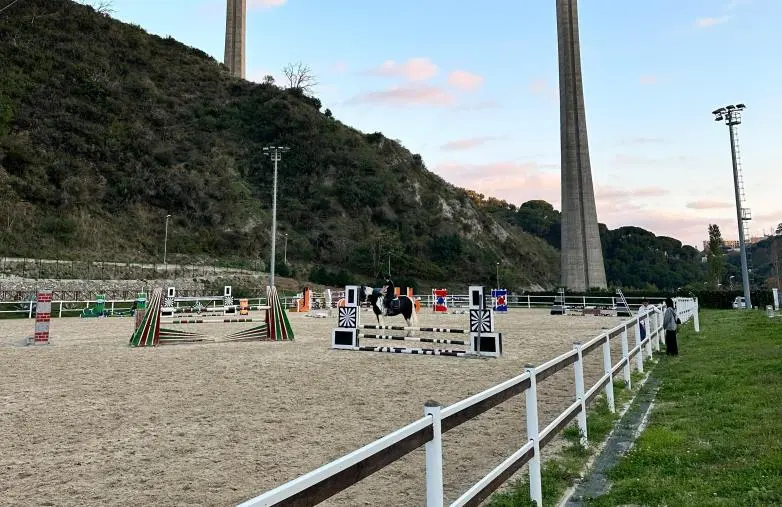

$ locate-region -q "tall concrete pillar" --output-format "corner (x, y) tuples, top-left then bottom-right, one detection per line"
(556, 0), (607, 291)
(224, 0), (246, 79)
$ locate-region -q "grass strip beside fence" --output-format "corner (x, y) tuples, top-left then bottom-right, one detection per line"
(587, 309), (782, 506)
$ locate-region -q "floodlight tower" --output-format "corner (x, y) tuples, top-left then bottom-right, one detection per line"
(263, 146), (290, 289)
(712, 104), (752, 309)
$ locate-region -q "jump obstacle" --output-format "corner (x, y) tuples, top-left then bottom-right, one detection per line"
(25, 289), (52, 346)
(491, 288), (508, 312)
(129, 286), (294, 347)
(332, 285), (502, 358)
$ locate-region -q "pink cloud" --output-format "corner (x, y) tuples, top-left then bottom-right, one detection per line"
(528, 78), (558, 102)
(440, 136), (502, 151)
(249, 0), (287, 8)
(448, 70), (484, 91)
(686, 200), (733, 210)
(436, 161), (561, 205)
(696, 16), (729, 28)
(620, 137), (665, 145)
(332, 61), (348, 73)
(347, 84), (453, 107)
(639, 75), (659, 85)
(363, 58), (438, 82)
(596, 185), (669, 201)
(451, 99), (502, 111)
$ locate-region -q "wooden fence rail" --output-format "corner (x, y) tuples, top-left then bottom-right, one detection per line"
(237, 297), (700, 507)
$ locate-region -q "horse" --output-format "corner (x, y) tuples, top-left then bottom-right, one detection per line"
(359, 285), (418, 335)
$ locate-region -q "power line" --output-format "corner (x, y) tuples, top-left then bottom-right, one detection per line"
(0, 0), (21, 16)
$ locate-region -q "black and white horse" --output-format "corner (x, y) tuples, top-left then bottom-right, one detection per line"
(359, 284), (418, 335)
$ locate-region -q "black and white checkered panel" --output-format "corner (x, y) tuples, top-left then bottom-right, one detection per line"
(338, 307), (358, 328)
(469, 309), (494, 333)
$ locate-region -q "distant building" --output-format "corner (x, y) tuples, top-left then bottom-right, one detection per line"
(702, 235), (770, 252)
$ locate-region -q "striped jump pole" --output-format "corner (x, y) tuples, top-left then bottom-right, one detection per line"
(359, 325), (467, 334)
(358, 334), (468, 346)
(161, 318), (256, 324)
(353, 346), (468, 357)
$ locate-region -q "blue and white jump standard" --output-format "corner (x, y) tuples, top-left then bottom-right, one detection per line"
(331, 285), (503, 358)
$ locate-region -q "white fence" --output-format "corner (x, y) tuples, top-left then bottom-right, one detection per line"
(237, 297), (700, 507)
(0, 293), (660, 318)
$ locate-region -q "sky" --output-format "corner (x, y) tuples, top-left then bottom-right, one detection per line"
(91, 0), (780, 248)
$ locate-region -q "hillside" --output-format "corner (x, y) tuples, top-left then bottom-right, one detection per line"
(0, 0), (559, 289)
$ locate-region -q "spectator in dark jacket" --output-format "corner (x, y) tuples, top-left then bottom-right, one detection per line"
(662, 297), (679, 356)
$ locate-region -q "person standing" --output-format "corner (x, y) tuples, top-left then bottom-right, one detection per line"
(663, 297), (679, 356)
(637, 299), (651, 340)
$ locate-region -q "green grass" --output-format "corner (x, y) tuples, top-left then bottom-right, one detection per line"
(586, 310), (782, 506)
(488, 370), (641, 506)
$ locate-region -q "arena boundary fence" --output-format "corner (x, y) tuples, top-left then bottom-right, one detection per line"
(237, 297), (700, 507)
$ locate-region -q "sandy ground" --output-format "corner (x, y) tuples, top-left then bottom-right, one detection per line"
(0, 309), (630, 506)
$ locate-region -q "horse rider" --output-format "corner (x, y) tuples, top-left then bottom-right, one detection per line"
(382, 275), (395, 313)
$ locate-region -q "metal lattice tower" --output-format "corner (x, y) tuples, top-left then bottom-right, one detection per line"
(731, 123), (753, 280)
(713, 104), (753, 308)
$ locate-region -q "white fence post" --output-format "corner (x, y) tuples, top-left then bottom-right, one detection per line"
(527, 295), (531, 309)
(573, 343), (588, 447)
(634, 319), (644, 373)
(644, 315), (653, 358)
(652, 312), (661, 352)
(694, 298), (700, 333)
(28, 298), (34, 319)
(424, 401), (444, 507)
(582, 295), (586, 309)
(59, 301), (63, 318)
(524, 364), (543, 506)
(621, 325), (631, 389)
(602, 336), (615, 413)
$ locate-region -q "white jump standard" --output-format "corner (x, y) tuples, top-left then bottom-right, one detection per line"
(331, 285), (502, 357)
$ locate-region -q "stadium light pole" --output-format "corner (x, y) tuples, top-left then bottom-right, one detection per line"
(163, 214), (171, 272)
(496, 262), (500, 290)
(712, 104), (751, 309)
(284, 233), (288, 264)
(263, 145), (289, 288)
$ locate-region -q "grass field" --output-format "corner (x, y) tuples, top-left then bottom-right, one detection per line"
(586, 309), (782, 506)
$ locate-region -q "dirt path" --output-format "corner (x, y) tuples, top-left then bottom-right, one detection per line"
(0, 309), (628, 506)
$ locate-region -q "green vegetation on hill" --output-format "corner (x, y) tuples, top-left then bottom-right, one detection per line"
(0, 0), (558, 289)
(0, 0), (730, 292)
(471, 194), (705, 291)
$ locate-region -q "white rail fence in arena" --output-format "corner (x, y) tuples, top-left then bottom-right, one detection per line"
(0, 292), (666, 318)
(237, 298), (699, 507)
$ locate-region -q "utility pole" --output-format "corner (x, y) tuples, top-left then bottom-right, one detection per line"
(163, 214), (171, 272)
(284, 233), (288, 264)
(262, 146), (289, 288)
(713, 104), (752, 310)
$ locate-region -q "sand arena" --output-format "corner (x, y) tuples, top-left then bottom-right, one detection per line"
(1, 308), (629, 506)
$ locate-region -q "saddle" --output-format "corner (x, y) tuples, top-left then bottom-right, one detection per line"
(387, 297), (401, 313)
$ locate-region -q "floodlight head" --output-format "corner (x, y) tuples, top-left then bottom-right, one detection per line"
(726, 105), (736, 110)
(712, 107), (726, 115)
(714, 116), (723, 122)
(736, 103), (746, 110)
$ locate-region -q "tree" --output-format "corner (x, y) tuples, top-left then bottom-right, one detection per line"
(79, 0), (115, 15)
(262, 75), (275, 86)
(282, 61), (317, 94)
(707, 224), (726, 288)
(775, 222), (782, 236)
